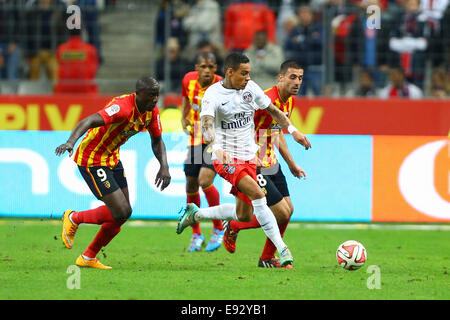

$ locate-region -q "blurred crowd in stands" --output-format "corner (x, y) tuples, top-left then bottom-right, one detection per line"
(0, 0), (116, 93)
(155, 0), (450, 99)
(0, 0), (449, 98)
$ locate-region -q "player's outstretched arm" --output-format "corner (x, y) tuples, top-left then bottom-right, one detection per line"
(151, 135), (171, 191)
(277, 131), (307, 179)
(55, 113), (105, 157)
(266, 103), (311, 150)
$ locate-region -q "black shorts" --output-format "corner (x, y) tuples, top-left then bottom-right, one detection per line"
(184, 144), (215, 177)
(256, 163), (290, 207)
(78, 161), (128, 200)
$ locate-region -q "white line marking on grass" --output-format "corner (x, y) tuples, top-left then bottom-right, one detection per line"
(0, 219), (449, 231)
(289, 223), (450, 231)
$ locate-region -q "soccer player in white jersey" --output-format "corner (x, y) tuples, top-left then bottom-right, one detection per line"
(176, 53), (311, 267)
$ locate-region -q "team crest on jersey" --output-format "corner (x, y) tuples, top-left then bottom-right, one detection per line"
(242, 91), (253, 103)
(105, 104), (120, 116)
(103, 180), (111, 189)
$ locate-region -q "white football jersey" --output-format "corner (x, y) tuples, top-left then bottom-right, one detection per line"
(200, 80), (271, 161)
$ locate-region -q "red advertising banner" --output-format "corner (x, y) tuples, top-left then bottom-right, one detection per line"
(290, 98), (449, 136)
(0, 95), (113, 131)
(163, 95), (450, 136)
(0, 95), (448, 134)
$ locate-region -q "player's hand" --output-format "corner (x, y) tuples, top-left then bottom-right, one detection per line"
(292, 131), (311, 150)
(215, 149), (232, 164)
(256, 157), (263, 168)
(289, 163), (307, 180)
(155, 167), (171, 191)
(181, 118), (193, 135)
(55, 142), (74, 157)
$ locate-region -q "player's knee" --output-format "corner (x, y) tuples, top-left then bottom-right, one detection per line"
(236, 206), (252, 222)
(278, 210), (291, 224)
(186, 180), (199, 194)
(247, 188), (265, 201)
(198, 177), (212, 190)
(111, 205), (132, 222)
(237, 211), (252, 222)
(273, 201), (292, 224)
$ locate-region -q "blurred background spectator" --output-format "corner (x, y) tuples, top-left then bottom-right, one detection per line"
(345, 68), (378, 97)
(224, 1), (276, 52)
(65, 0), (103, 64)
(156, 37), (189, 94)
(429, 67), (450, 98)
(388, 0), (431, 91)
(25, 0), (69, 82)
(244, 30), (284, 89)
(284, 4), (323, 96)
(54, 28), (99, 94)
(182, 0), (222, 53)
(379, 66), (423, 98)
(0, 0), (21, 80)
(156, 0), (189, 52)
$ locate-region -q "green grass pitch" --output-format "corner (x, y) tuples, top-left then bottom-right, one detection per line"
(0, 218), (448, 300)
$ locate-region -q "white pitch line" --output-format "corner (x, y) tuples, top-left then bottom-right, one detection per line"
(125, 221), (450, 231)
(0, 219), (449, 231)
(289, 223), (450, 231)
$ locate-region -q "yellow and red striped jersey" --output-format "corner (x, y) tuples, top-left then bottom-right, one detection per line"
(181, 71), (222, 146)
(254, 85), (294, 168)
(73, 93), (162, 169)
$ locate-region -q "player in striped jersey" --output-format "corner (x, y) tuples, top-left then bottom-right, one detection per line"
(223, 60), (307, 268)
(181, 52), (224, 252)
(55, 76), (171, 269)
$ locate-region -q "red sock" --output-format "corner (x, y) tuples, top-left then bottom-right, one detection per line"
(260, 220), (290, 261)
(83, 221), (123, 259)
(203, 184), (222, 231)
(230, 214), (260, 231)
(187, 192), (202, 235)
(71, 205), (115, 225)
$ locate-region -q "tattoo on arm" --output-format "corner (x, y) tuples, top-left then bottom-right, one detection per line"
(201, 115), (215, 144)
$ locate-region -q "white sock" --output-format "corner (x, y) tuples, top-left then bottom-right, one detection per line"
(251, 197), (287, 253)
(194, 203), (238, 221)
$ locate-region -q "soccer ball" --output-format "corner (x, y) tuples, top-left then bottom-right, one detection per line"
(336, 240), (367, 270)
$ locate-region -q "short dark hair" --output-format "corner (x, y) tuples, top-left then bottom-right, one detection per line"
(223, 52), (250, 72)
(390, 66), (405, 75)
(196, 52), (216, 64)
(360, 68), (375, 80)
(279, 60), (303, 74)
(136, 76), (159, 94)
(196, 39), (212, 50)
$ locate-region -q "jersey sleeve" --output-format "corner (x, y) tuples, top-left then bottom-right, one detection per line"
(199, 87), (217, 118)
(147, 106), (162, 137)
(251, 81), (271, 110)
(181, 74), (189, 97)
(98, 99), (129, 125)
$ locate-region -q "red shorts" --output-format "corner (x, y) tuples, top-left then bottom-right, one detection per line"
(213, 158), (257, 206)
